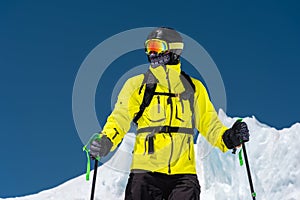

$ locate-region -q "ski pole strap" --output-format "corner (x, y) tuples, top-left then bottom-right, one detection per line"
(83, 145), (91, 181)
(237, 118), (243, 122)
(82, 133), (101, 181)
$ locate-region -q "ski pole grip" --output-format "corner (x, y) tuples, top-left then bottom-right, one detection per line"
(83, 133), (102, 181)
(232, 118), (243, 154)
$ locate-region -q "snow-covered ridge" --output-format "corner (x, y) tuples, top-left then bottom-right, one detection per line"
(2, 110), (299, 200)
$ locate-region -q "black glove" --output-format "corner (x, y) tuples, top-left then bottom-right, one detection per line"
(222, 120), (250, 149)
(89, 134), (113, 158)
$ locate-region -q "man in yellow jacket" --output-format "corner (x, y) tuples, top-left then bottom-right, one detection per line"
(90, 27), (250, 200)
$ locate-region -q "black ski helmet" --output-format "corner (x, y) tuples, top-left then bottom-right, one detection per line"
(146, 27), (184, 56)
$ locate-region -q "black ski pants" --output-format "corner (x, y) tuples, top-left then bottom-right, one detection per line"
(125, 172), (201, 200)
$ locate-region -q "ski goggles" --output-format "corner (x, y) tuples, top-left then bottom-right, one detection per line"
(145, 39), (184, 55)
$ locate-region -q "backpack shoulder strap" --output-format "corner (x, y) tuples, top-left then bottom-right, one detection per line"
(180, 71), (196, 128)
(180, 71), (195, 95)
(180, 71), (195, 106)
(133, 70), (157, 125)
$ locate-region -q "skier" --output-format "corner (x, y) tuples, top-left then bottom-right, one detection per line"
(89, 27), (249, 200)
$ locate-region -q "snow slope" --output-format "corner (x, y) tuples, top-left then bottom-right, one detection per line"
(2, 110), (300, 200)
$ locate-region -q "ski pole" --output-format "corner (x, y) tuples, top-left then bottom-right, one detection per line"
(235, 119), (256, 199)
(241, 142), (256, 200)
(90, 159), (99, 200)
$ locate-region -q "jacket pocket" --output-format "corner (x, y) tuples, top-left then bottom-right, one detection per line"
(145, 95), (166, 123)
(175, 99), (192, 124)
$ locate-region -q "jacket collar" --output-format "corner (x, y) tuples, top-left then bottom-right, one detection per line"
(149, 63), (185, 93)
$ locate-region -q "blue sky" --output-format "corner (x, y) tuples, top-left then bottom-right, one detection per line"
(1, 0), (300, 197)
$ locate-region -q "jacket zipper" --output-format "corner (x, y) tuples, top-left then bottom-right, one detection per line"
(157, 96), (160, 113)
(175, 105), (184, 122)
(180, 99), (184, 113)
(187, 136), (191, 160)
(166, 70), (174, 174)
(168, 133), (174, 174)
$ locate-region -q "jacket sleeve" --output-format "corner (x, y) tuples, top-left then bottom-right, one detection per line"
(193, 79), (229, 152)
(101, 75), (143, 151)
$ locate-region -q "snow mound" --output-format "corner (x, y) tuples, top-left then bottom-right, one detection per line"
(2, 110), (300, 200)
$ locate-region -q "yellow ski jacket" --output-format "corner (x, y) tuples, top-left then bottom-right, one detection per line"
(102, 63), (229, 174)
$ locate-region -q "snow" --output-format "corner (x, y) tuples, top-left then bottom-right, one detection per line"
(2, 110), (300, 200)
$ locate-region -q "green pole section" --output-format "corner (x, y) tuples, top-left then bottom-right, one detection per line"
(239, 148), (243, 166)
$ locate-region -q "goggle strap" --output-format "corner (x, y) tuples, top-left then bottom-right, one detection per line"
(169, 42), (184, 50)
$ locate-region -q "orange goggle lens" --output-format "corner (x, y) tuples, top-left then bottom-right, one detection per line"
(145, 39), (168, 54)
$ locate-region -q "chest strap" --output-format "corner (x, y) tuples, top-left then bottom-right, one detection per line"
(138, 126), (194, 155)
(137, 126), (194, 135)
